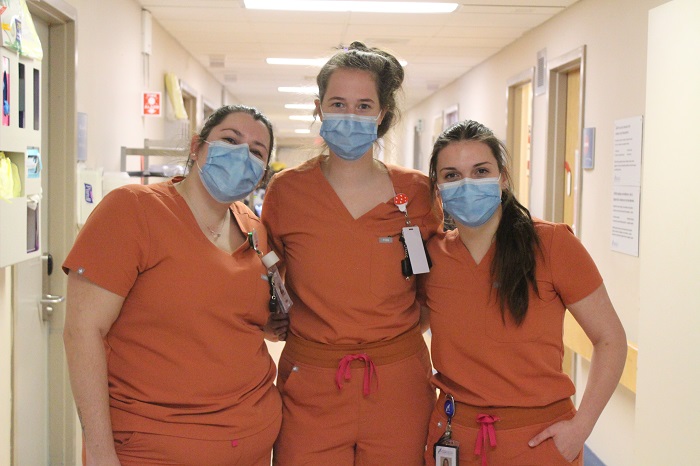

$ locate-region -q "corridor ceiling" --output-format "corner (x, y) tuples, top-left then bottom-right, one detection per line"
(137, 0), (578, 144)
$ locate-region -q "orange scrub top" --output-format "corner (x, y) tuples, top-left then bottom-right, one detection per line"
(421, 220), (603, 407)
(262, 156), (441, 344)
(63, 180), (281, 440)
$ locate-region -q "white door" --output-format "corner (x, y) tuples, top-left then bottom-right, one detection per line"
(12, 14), (55, 465)
(13, 257), (50, 464)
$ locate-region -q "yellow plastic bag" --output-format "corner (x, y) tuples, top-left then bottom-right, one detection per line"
(10, 156), (20, 196)
(0, 151), (15, 200)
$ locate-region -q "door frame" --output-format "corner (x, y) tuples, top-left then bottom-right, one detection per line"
(505, 67), (535, 208)
(26, 0), (78, 463)
(544, 46), (586, 232)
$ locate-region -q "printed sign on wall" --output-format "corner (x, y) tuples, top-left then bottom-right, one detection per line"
(142, 92), (161, 116)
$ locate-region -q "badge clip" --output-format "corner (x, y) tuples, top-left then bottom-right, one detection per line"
(248, 230), (292, 313)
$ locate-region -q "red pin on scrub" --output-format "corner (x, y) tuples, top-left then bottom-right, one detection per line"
(394, 193), (408, 213)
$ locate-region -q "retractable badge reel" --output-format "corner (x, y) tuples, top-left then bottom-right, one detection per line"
(248, 230), (292, 313)
(433, 394), (459, 464)
(394, 193), (432, 279)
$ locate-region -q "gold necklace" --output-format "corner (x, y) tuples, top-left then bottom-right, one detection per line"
(204, 211), (228, 240)
(178, 183), (229, 240)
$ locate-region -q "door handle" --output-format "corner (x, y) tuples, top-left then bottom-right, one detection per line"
(41, 253), (53, 276)
(41, 294), (65, 305)
(40, 294), (65, 321)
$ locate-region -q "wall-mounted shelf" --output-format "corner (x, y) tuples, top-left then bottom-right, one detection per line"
(120, 140), (187, 184)
(0, 46), (42, 268)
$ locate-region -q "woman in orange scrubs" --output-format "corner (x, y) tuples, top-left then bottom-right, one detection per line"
(422, 120), (627, 465)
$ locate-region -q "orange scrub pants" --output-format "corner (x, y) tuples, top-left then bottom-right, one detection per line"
(274, 326), (436, 466)
(424, 393), (582, 466)
(84, 413), (280, 466)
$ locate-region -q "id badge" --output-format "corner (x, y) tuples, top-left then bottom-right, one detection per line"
(434, 440), (459, 465)
(434, 393), (459, 464)
(270, 267), (292, 314)
(402, 226), (430, 274)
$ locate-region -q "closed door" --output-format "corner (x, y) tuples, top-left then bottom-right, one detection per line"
(563, 69), (580, 227)
(12, 14), (50, 465)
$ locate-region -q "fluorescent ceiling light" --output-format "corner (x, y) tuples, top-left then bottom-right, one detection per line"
(285, 103), (316, 110)
(295, 129), (312, 134)
(289, 115), (316, 121)
(269, 57), (408, 67)
(279, 86), (319, 94)
(245, 1), (458, 14)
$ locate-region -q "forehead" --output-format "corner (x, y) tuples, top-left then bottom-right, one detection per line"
(324, 68), (378, 100)
(437, 140), (496, 167)
(215, 112), (270, 147)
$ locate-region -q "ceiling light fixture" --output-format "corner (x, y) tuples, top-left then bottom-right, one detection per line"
(244, 1), (458, 14)
(268, 57), (408, 67)
(279, 86), (319, 94)
(295, 129), (312, 134)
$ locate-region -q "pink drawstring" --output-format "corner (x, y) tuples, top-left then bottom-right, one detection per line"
(474, 414), (500, 466)
(336, 353), (378, 396)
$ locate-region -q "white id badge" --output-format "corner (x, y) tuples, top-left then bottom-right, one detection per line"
(402, 226), (430, 274)
(435, 443), (459, 465)
(270, 268), (293, 313)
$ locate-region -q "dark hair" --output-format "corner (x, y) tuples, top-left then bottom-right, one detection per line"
(316, 41), (404, 138)
(189, 105), (275, 175)
(428, 120), (540, 326)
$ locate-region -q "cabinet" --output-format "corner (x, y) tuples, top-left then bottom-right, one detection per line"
(0, 47), (42, 268)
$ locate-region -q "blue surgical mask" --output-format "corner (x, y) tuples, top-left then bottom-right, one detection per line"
(196, 141), (265, 203)
(319, 112), (380, 161)
(438, 176), (502, 227)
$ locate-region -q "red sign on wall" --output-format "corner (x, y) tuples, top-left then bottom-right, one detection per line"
(142, 92), (161, 116)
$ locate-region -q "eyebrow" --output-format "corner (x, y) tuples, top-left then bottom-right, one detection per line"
(439, 161), (493, 172)
(327, 96), (377, 104)
(221, 127), (269, 153)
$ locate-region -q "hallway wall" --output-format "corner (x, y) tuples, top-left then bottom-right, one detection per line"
(66, 0), (237, 173)
(636, 0), (700, 463)
(396, 0), (670, 464)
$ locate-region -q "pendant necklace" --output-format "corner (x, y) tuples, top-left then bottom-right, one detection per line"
(204, 211), (228, 240)
(176, 180), (229, 241)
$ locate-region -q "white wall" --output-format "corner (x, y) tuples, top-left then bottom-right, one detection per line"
(636, 0), (700, 463)
(66, 0), (236, 173)
(397, 0), (669, 464)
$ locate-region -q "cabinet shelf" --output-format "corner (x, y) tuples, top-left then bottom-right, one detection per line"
(120, 141), (187, 184)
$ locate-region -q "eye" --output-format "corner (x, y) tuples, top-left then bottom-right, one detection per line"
(251, 149), (265, 160)
(222, 137), (237, 145)
(442, 170), (461, 181)
(474, 167), (492, 177)
(330, 102), (344, 109)
(358, 103), (371, 111)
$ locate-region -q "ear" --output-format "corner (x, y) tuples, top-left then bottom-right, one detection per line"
(314, 99), (322, 121)
(498, 171), (510, 191)
(377, 109), (386, 126)
(189, 134), (203, 160)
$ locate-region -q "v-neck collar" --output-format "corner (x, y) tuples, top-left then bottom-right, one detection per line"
(312, 158), (398, 223)
(448, 228), (496, 270)
(169, 180), (251, 256)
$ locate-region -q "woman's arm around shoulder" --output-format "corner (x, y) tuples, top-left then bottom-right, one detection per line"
(529, 283), (627, 461)
(63, 271), (125, 466)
